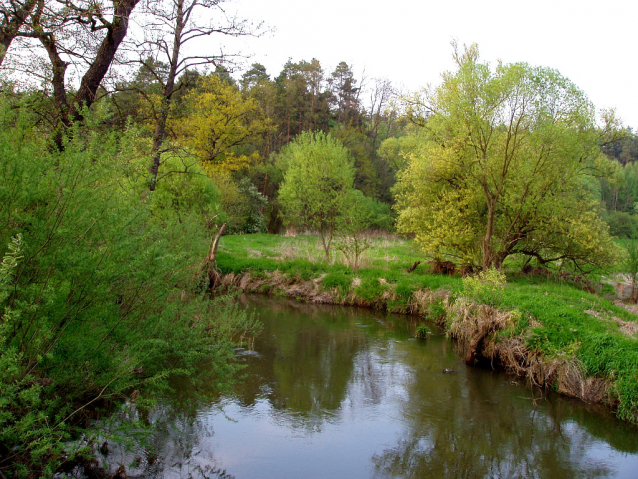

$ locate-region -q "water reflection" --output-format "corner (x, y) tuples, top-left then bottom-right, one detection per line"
(103, 295), (638, 478)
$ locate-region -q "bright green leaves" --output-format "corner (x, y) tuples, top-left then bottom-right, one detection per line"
(395, 45), (622, 271)
(278, 131), (355, 261)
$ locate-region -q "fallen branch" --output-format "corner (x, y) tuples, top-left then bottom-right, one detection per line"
(407, 260), (421, 273)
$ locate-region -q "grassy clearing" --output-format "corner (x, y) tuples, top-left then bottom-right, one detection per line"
(217, 233), (462, 304)
(216, 233), (638, 425)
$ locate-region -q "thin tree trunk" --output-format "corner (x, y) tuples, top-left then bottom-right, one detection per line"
(483, 199), (495, 271)
(206, 223), (226, 290)
(321, 233), (331, 262)
(148, 0), (185, 190)
(149, 103), (170, 191)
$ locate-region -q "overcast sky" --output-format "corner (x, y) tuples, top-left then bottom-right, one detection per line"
(227, 0), (637, 129)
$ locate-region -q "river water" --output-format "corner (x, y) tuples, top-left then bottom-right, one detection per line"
(104, 295), (638, 478)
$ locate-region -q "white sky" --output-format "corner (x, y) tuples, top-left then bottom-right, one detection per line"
(226, 0), (638, 129)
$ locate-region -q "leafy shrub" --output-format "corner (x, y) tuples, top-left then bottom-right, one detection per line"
(359, 195), (395, 231)
(0, 100), (254, 475)
(462, 268), (507, 306)
(335, 234), (371, 270)
(605, 210), (638, 239)
(415, 324), (430, 339)
(150, 151), (223, 229)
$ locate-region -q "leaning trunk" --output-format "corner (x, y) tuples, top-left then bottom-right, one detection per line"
(68, 0), (141, 122)
(205, 223), (227, 290)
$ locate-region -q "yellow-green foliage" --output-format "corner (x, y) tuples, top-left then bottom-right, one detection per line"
(378, 131), (424, 173)
(462, 268), (507, 306)
(178, 74), (273, 172)
(394, 43), (623, 271)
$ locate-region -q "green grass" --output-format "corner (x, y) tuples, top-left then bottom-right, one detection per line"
(217, 233), (463, 310)
(219, 234), (433, 279)
(500, 278), (638, 422)
(217, 233), (638, 424)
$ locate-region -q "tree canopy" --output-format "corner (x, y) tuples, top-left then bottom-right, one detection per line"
(277, 131), (355, 261)
(394, 44), (621, 271)
(180, 73), (273, 172)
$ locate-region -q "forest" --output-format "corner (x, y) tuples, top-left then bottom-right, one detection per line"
(1, 0), (638, 476)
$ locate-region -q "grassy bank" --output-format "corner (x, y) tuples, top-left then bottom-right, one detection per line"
(216, 233), (638, 425)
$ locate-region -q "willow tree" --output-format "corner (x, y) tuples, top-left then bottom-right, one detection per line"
(395, 44), (622, 271)
(278, 131), (355, 262)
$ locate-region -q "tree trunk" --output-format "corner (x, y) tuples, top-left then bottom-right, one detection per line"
(205, 223), (226, 290)
(321, 233), (331, 262)
(482, 199), (495, 271)
(148, 0), (185, 191)
(149, 102), (170, 191)
(39, 33), (70, 148)
(68, 0), (141, 123)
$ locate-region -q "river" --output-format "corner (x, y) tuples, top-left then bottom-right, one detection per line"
(102, 295), (638, 478)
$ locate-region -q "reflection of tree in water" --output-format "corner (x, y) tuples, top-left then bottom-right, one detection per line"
(370, 345), (617, 479)
(347, 342), (413, 408)
(232, 296), (375, 431)
(101, 296), (637, 477)
(100, 402), (234, 478)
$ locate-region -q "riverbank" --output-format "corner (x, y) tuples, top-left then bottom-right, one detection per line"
(216, 233), (638, 425)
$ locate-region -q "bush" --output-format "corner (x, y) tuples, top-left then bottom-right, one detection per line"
(415, 324), (430, 339)
(359, 196), (395, 232)
(462, 268), (507, 306)
(605, 210), (638, 239)
(0, 100), (256, 475)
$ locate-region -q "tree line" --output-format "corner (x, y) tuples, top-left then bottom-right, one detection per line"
(0, 0), (636, 474)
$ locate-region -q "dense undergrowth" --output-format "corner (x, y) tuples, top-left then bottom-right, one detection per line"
(216, 233), (638, 425)
(0, 101), (260, 476)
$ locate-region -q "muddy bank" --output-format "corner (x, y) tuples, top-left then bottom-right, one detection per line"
(446, 299), (617, 410)
(218, 270), (632, 424)
(218, 270), (449, 315)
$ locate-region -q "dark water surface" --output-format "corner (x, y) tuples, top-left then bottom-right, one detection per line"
(108, 295), (638, 478)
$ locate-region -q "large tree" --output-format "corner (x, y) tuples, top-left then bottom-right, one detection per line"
(329, 61), (362, 128)
(2, 0), (141, 141)
(394, 43), (622, 271)
(179, 72), (272, 172)
(277, 131), (355, 262)
(0, 0), (38, 66)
